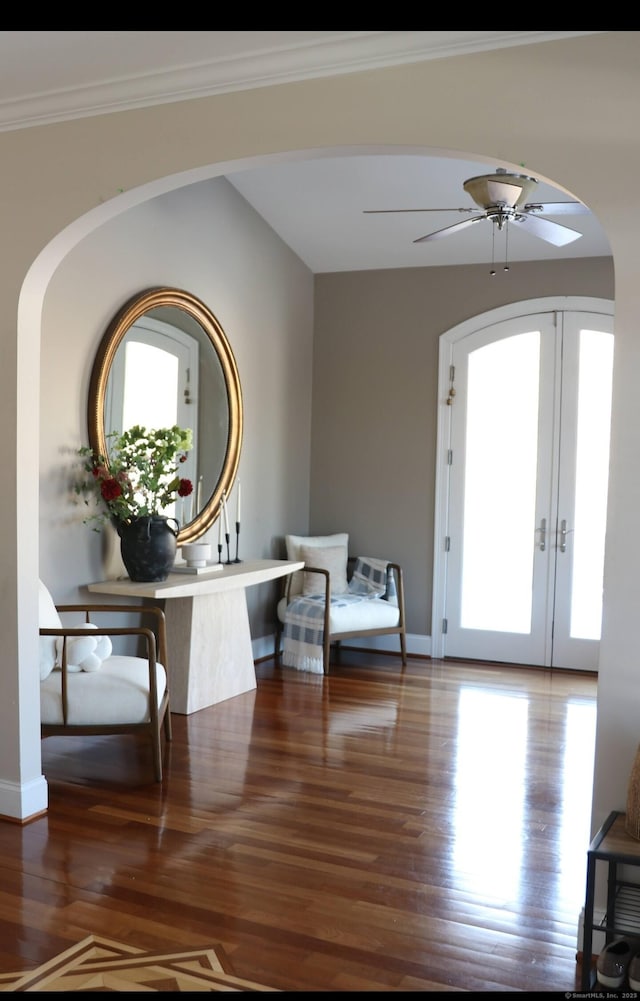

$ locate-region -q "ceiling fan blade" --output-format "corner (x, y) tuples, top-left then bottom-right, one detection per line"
(523, 200), (590, 216)
(513, 213), (582, 246)
(413, 216), (485, 243)
(363, 207), (475, 215)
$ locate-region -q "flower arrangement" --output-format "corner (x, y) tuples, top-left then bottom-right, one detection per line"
(76, 424), (194, 529)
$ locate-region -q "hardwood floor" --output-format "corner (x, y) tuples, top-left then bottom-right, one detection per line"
(1, 653), (597, 992)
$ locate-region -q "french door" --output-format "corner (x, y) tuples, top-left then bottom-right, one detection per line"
(432, 298), (614, 671)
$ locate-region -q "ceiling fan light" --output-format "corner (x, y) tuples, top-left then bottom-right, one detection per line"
(464, 172), (538, 210)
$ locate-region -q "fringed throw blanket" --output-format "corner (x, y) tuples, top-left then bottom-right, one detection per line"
(282, 556), (397, 674)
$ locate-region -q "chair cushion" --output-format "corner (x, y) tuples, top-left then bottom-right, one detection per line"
(39, 580), (62, 681)
(300, 543), (349, 596)
(278, 595), (399, 632)
(40, 656), (167, 726)
(285, 533), (349, 598)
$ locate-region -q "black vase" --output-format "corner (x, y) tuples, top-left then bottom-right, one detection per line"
(117, 516), (180, 582)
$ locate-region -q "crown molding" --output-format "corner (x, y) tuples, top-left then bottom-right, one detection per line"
(0, 31), (605, 133)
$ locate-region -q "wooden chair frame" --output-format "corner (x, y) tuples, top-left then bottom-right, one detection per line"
(40, 603), (172, 782)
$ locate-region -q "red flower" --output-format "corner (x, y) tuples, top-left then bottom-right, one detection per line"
(101, 478), (123, 501)
(177, 478), (193, 497)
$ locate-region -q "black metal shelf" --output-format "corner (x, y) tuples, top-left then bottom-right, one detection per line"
(582, 811), (640, 990)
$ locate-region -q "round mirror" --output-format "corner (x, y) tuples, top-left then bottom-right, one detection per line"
(88, 287), (243, 544)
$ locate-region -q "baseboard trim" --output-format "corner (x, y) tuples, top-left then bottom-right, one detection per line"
(253, 630), (432, 664)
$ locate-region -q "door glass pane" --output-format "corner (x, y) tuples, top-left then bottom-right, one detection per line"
(570, 328), (614, 640)
(461, 332), (540, 632)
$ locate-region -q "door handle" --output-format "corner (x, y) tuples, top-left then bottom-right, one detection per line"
(559, 519), (574, 553)
(538, 517), (546, 551)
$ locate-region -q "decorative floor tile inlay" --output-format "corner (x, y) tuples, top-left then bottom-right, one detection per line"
(0, 935), (278, 992)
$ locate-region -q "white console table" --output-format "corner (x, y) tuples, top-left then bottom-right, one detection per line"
(87, 559), (302, 715)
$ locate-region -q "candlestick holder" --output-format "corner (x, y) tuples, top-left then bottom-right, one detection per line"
(234, 521), (242, 563)
(217, 542), (223, 565)
(225, 532), (232, 565)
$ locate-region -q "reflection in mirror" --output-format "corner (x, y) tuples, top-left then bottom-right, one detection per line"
(88, 287), (243, 544)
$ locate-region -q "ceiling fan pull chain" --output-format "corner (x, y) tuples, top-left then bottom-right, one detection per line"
(504, 222), (510, 273)
(490, 225), (496, 276)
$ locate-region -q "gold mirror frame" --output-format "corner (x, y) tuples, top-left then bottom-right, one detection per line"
(88, 287), (243, 545)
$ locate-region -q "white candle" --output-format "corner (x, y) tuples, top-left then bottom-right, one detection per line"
(222, 493), (229, 534)
(218, 504), (223, 545)
(236, 482), (241, 524)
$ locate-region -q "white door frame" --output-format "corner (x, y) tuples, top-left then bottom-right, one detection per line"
(431, 295), (614, 661)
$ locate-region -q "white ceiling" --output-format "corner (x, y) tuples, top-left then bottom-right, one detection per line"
(0, 30), (611, 272)
(226, 152), (611, 273)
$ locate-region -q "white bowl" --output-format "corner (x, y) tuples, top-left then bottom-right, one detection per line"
(181, 542), (212, 567)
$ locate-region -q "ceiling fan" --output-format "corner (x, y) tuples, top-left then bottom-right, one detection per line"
(364, 167), (590, 247)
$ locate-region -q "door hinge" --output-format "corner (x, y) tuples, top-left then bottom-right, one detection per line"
(445, 536), (451, 552)
(442, 618), (448, 634)
(447, 449), (453, 466)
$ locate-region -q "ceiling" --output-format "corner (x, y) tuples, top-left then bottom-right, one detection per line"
(226, 153), (611, 272)
(0, 30), (611, 273)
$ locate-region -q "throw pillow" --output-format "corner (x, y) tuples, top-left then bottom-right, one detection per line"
(285, 533), (349, 597)
(300, 543), (349, 596)
(55, 623), (113, 673)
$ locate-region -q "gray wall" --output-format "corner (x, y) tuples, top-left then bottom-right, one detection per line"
(40, 176), (314, 649)
(312, 257), (614, 637)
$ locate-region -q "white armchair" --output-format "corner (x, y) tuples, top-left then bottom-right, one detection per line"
(38, 580), (172, 782)
(274, 533), (407, 675)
